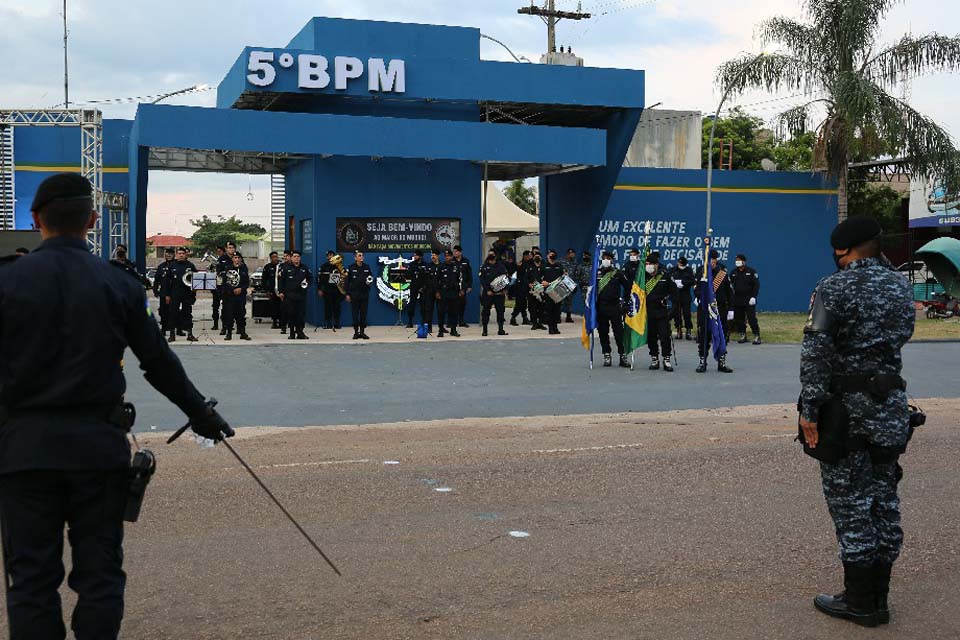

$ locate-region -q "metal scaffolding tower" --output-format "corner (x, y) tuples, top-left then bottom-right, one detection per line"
(270, 173), (286, 245)
(0, 125), (13, 230)
(104, 191), (129, 257)
(0, 109), (104, 254)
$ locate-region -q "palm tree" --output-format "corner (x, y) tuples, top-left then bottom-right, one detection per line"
(718, 0), (960, 221)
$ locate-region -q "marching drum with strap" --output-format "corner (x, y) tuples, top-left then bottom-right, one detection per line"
(490, 274), (511, 293)
(545, 274), (577, 303)
(531, 282), (545, 301)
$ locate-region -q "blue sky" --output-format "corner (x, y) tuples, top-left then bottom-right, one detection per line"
(3, 0), (957, 235)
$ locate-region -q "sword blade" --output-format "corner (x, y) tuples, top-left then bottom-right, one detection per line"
(221, 439), (343, 577)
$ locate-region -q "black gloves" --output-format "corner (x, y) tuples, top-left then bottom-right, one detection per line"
(190, 406), (235, 441)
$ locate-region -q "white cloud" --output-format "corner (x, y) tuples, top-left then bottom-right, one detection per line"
(4, 0), (958, 233)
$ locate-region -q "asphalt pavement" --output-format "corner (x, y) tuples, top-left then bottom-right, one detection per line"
(22, 400), (958, 639)
(125, 338), (960, 430)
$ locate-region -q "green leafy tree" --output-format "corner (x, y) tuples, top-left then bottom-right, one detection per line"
(717, 0), (960, 221)
(502, 179), (538, 215)
(847, 181), (903, 237)
(772, 131), (817, 171)
(701, 108), (778, 170)
(189, 215), (266, 254)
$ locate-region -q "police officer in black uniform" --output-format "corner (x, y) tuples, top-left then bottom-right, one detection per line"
(210, 246), (225, 330)
(596, 251), (632, 368)
(437, 249), (464, 337)
(622, 247), (641, 283)
(509, 250), (532, 326)
(317, 250), (345, 330)
(420, 250), (441, 334)
(278, 250), (311, 340)
(540, 249), (565, 334)
(163, 247), (199, 343)
(479, 249), (510, 337)
(276, 250), (294, 334)
(453, 245), (472, 327)
(345, 251), (374, 340)
(669, 256), (696, 340)
(405, 250), (425, 329)
(0, 173), (233, 640)
(729, 253), (762, 345)
(153, 248), (176, 336)
(262, 251), (281, 329)
(214, 242), (238, 335)
(524, 252), (545, 330)
(644, 252), (678, 371)
(221, 252), (251, 341)
(694, 250), (734, 374)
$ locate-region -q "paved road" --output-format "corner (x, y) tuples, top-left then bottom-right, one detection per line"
(16, 401), (958, 639)
(125, 339), (960, 430)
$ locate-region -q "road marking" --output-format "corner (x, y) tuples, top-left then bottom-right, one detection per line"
(383, 460), (401, 465)
(223, 458), (370, 471)
(434, 487), (453, 493)
(508, 531), (530, 538)
(531, 443), (643, 454)
(762, 434), (795, 439)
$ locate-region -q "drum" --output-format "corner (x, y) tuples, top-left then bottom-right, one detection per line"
(545, 274), (577, 303)
(490, 274), (510, 293)
(531, 282), (545, 301)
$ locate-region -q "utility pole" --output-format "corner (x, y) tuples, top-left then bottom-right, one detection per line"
(517, 1), (591, 55)
(63, 0), (69, 108)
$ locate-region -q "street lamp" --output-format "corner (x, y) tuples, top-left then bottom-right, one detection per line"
(705, 53), (765, 238)
(151, 83), (211, 104)
(480, 34), (532, 63)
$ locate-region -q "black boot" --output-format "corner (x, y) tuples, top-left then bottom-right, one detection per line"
(240, 333), (251, 341)
(187, 333), (198, 342)
(497, 324), (508, 336)
(752, 335), (762, 345)
(281, 327), (287, 335)
(603, 353), (612, 367)
(649, 356), (660, 370)
(167, 333), (176, 343)
(696, 357), (707, 373)
(522, 315), (531, 325)
(224, 332), (232, 341)
(814, 562), (880, 628)
(482, 325), (489, 337)
(353, 328), (361, 340)
(437, 328), (445, 337)
(510, 316), (519, 326)
(619, 354), (631, 368)
(287, 331), (296, 340)
(212, 319), (219, 330)
(219, 327), (227, 336)
(876, 562), (892, 624)
(360, 326), (370, 340)
(663, 356), (674, 372)
(177, 329), (186, 337)
(565, 313), (574, 323)
(450, 327), (461, 337)
(297, 331), (309, 340)
(738, 333), (749, 344)
(718, 355), (733, 373)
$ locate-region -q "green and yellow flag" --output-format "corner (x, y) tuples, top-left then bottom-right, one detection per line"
(623, 248), (648, 355)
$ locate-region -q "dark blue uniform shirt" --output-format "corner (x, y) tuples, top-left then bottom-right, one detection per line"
(0, 236), (207, 473)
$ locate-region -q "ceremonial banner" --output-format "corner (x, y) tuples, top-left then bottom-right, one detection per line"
(700, 239), (728, 361)
(623, 247), (648, 355)
(336, 218), (460, 253)
(581, 239), (601, 363)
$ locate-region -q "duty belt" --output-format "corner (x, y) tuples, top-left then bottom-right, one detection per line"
(0, 403), (133, 431)
(830, 374), (906, 396)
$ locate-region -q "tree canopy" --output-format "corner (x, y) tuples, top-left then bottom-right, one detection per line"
(717, 0), (960, 220)
(189, 215), (266, 253)
(701, 107), (814, 171)
(502, 179), (538, 216)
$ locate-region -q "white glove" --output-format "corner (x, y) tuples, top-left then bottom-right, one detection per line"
(727, 310), (734, 321)
(749, 297), (756, 306)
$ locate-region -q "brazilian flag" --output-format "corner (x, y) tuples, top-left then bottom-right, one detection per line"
(623, 248), (648, 355)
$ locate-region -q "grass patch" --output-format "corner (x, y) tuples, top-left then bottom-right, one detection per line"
(754, 312), (960, 344)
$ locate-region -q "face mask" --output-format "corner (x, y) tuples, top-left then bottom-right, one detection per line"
(645, 264), (656, 275)
(735, 260), (744, 268)
(678, 262), (687, 269)
(833, 250), (849, 270)
(601, 259), (612, 268)
(630, 255), (639, 262)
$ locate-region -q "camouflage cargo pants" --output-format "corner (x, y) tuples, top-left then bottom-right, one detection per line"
(820, 450), (903, 565)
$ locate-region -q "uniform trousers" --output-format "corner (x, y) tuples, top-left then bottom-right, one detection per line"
(0, 469), (127, 640)
(269, 293), (282, 325)
(439, 293), (460, 331)
(696, 308), (727, 359)
(510, 288), (528, 321)
(647, 315), (673, 358)
(481, 293), (506, 327)
(323, 291), (343, 328)
(224, 294), (247, 335)
(286, 296), (306, 334)
(169, 294), (194, 335)
(211, 290), (223, 324)
(527, 293), (543, 326)
(597, 306), (624, 355)
(821, 450), (903, 565)
(406, 287), (421, 326)
(673, 293), (693, 331)
(420, 291), (437, 329)
(350, 294), (369, 329)
(543, 299), (561, 329)
(733, 304), (761, 336)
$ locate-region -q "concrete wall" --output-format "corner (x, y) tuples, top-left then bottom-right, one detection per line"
(623, 109), (701, 170)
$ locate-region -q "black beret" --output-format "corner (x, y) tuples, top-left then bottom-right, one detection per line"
(602, 250), (614, 259)
(646, 251), (660, 264)
(30, 173), (93, 212)
(414, 249), (423, 257)
(830, 216), (882, 250)
(709, 250), (719, 259)
(735, 254), (746, 261)
(444, 249), (453, 256)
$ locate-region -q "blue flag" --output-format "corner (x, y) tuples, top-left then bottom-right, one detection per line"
(700, 248), (727, 361)
(581, 238), (601, 366)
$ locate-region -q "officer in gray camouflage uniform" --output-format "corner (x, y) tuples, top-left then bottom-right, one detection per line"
(798, 216), (915, 628)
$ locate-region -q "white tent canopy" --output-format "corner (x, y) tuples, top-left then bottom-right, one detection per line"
(482, 183), (539, 235)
